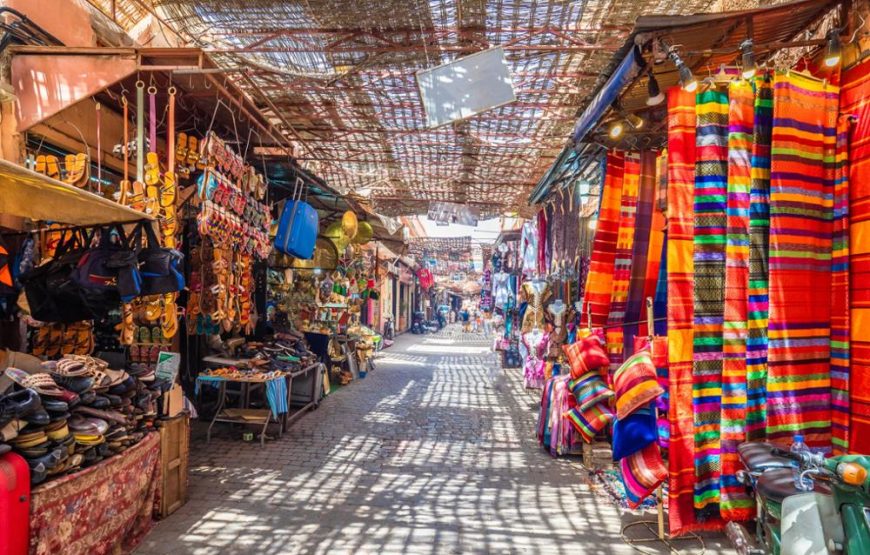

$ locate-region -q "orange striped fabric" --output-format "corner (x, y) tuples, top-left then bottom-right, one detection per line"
(583, 152), (625, 327)
(666, 87), (699, 535)
(842, 58), (870, 454)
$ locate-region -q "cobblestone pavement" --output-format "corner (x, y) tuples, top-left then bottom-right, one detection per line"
(137, 327), (729, 555)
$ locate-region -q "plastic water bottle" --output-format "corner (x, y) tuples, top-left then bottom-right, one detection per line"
(791, 434), (813, 490)
(790, 434), (808, 456)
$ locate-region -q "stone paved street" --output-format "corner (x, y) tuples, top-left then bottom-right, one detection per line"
(137, 328), (729, 555)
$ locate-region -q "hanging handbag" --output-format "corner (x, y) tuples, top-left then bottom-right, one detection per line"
(20, 229), (97, 322)
(274, 177), (319, 259)
(130, 221), (185, 296)
(71, 225), (141, 304)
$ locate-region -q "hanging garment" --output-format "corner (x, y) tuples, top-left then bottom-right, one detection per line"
(746, 75), (773, 442)
(521, 220), (539, 278)
(766, 71), (838, 450)
(623, 151), (658, 353)
(693, 86), (729, 519)
(583, 152), (625, 327)
(493, 271), (511, 308)
(666, 87), (703, 536)
(606, 152), (641, 371)
(521, 279), (550, 332)
(843, 58), (870, 454)
(538, 209), (549, 276)
(523, 329), (548, 389)
(830, 114), (852, 454)
(719, 80), (755, 521)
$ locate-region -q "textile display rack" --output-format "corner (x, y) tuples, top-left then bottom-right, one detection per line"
(620, 300), (704, 554)
(527, 0), (869, 543)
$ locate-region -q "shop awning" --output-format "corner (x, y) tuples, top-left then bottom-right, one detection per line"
(570, 45), (644, 144)
(0, 159), (151, 226)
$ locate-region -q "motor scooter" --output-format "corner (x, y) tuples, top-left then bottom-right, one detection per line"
(729, 441), (870, 554)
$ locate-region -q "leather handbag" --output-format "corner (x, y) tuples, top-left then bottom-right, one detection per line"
(130, 221), (184, 296)
(274, 177), (319, 259)
(71, 226), (141, 304)
(20, 230), (97, 322)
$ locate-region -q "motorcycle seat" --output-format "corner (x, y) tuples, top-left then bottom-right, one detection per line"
(738, 442), (794, 472)
(757, 468), (831, 504)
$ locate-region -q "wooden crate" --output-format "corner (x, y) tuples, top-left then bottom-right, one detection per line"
(156, 413), (189, 519)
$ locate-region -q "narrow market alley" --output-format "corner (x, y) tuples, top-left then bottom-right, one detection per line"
(136, 329), (726, 555)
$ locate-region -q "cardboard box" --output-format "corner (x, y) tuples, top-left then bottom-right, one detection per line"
(162, 383), (184, 418)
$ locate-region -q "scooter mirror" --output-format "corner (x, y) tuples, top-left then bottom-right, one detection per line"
(838, 462), (867, 486)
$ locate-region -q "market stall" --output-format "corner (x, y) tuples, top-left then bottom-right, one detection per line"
(529, 0), (866, 540)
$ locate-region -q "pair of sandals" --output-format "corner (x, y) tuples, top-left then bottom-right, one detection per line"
(203, 131), (244, 179)
(241, 166), (267, 200)
(175, 133), (203, 176)
(32, 323), (93, 358)
(34, 154), (90, 188)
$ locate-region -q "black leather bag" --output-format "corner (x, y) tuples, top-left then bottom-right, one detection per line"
(20, 230), (98, 323)
(130, 221), (184, 296)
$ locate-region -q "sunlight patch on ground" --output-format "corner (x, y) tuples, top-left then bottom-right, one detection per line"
(406, 344), (490, 355)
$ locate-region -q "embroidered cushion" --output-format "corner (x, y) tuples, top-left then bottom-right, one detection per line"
(562, 334), (610, 380)
(564, 403), (614, 443)
(568, 371), (614, 411)
(612, 404), (657, 461)
(620, 443), (667, 509)
(612, 351), (664, 420)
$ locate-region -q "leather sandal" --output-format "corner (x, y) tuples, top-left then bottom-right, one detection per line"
(44, 155), (60, 180)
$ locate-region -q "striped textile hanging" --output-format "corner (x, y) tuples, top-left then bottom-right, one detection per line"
(719, 80), (755, 521)
(746, 75), (773, 442)
(641, 150), (668, 337)
(624, 151), (658, 351)
(842, 59), (870, 454)
(583, 152), (625, 327)
(766, 71), (838, 450)
(693, 87), (729, 519)
(666, 87), (700, 536)
(606, 152), (641, 370)
(830, 114), (852, 455)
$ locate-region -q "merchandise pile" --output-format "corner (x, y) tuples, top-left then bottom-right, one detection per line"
(0, 354), (165, 485)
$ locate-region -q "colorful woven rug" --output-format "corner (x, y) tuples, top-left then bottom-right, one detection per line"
(666, 87), (699, 536)
(842, 58), (870, 454)
(746, 74), (773, 442)
(624, 150), (658, 351)
(719, 80), (754, 521)
(606, 152), (641, 370)
(693, 87), (729, 518)
(584, 151), (625, 327)
(830, 113), (851, 455)
(766, 71), (838, 449)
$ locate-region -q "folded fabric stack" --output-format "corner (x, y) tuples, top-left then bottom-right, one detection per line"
(0, 354), (164, 485)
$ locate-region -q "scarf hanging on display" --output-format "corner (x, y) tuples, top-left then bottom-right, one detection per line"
(692, 87), (729, 519)
(842, 58), (870, 454)
(641, 151), (668, 338)
(666, 87), (704, 536)
(537, 210), (549, 276)
(766, 71), (838, 450)
(746, 75), (773, 442)
(623, 151), (658, 353)
(583, 152), (625, 327)
(830, 114), (852, 454)
(719, 80), (755, 521)
(654, 236), (670, 445)
(606, 152), (641, 370)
